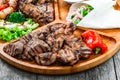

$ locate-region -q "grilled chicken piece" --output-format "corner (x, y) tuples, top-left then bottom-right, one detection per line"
(3, 41), (24, 57)
(35, 52), (57, 65)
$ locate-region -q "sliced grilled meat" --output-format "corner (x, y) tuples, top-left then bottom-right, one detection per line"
(35, 52), (57, 65)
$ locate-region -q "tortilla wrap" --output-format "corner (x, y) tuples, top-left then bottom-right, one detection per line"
(67, 0), (120, 29)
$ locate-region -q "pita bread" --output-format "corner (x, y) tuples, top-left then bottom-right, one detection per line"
(67, 0), (120, 29)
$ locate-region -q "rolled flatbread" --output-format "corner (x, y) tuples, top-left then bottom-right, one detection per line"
(67, 0), (120, 29)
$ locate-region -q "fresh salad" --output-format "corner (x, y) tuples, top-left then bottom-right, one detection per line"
(0, 12), (39, 41)
(69, 4), (94, 25)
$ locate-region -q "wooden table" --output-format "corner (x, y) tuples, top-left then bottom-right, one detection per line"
(0, 50), (119, 80)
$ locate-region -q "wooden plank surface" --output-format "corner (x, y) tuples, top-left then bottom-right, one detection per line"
(0, 59), (37, 80)
(113, 50), (120, 80)
(0, 50), (119, 80)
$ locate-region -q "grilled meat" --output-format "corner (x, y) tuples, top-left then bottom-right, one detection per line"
(4, 23), (92, 65)
(53, 37), (65, 51)
(35, 52), (57, 65)
(19, 2), (45, 25)
(18, 0), (54, 26)
(57, 48), (79, 65)
(37, 0), (53, 4)
(3, 41), (24, 57)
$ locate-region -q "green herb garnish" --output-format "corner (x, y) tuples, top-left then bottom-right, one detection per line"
(87, 4), (94, 10)
(74, 19), (81, 25)
(8, 12), (26, 23)
(81, 9), (88, 17)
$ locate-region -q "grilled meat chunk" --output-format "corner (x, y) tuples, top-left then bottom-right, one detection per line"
(18, 0), (54, 26)
(3, 41), (24, 57)
(19, 2), (45, 25)
(53, 37), (65, 51)
(57, 48), (79, 65)
(35, 52), (57, 65)
(4, 23), (92, 66)
(50, 23), (66, 32)
(37, 0), (53, 4)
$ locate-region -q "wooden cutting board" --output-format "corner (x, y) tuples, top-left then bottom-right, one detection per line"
(0, 0), (120, 75)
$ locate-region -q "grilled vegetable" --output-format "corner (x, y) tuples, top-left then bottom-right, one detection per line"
(81, 30), (108, 54)
(0, 0), (9, 11)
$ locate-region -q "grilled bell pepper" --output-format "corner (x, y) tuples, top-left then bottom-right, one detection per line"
(81, 30), (107, 54)
(0, 0), (9, 11)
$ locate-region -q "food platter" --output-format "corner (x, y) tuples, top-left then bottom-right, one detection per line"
(0, 0), (120, 75)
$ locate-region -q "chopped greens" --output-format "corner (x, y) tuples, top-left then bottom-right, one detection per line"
(74, 19), (81, 25)
(87, 5), (94, 10)
(81, 9), (88, 17)
(71, 15), (75, 19)
(8, 12), (26, 23)
(0, 19), (39, 41)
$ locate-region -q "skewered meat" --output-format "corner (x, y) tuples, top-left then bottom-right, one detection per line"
(19, 33), (32, 44)
(4, 23), (92, 65)
(37, 0), (53, 4)
(9, 0), (18, 9)
(19, 2), (45, 25)
(35, 52), (57, 65)
(18, 0), (54, 26)
(0, 7), (14, 19)
(45, 3), (54, 22)
(0, 0), (18, 19)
